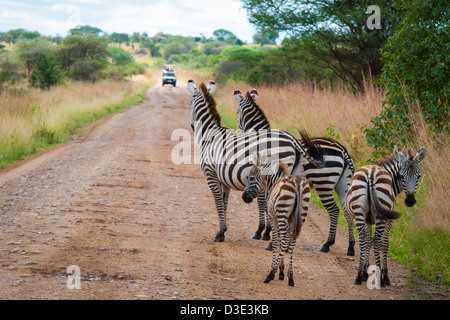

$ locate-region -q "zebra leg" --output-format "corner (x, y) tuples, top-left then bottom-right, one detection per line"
(336, 170), (356, 256)
(355, 221), (369, 285)
(381, 220), (393, 286)
(207, 177), (228, 242)
(318, 192), (340, 253)
(287, 229), (296, 286)
(274, 221), (290, 282)
(373, 221), (384, 285)
(262, 191), (272, 240)
(264, 217), (278, 283)
(252, 192), (267, 240)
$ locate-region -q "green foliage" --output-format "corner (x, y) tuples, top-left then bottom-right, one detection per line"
(107, 46), (133, 65)
(69, 25), (103, 37)
(241, 0), (402, 91)
(109, 32), (130, 46)
(58, 35), (109, 80)
(161, 36), (197, 61)
(365, 0), (449, 158)
(215, 46), (265, 84)
(30, 51), (62, 89)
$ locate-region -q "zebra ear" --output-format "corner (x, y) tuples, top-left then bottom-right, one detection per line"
(207, 80), (216, 94)
(234, 90), (244, 102)
(250, 89), (258, 102)
(414, 147), (426, 163)
(187, 79), (197, 94)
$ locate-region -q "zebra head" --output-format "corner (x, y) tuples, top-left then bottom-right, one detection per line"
(398, 147), (426, 207)
(242, 151), (289, 203)
(187, 79), (216, 131)
(234, 89), (259, 131)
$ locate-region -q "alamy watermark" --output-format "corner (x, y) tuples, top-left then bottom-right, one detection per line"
(66, 265), (81, 290)
(366, 5), (381, 30)
(366, 265), (381, 289)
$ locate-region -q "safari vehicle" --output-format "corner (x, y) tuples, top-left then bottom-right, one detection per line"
(162, 65), (176, 87)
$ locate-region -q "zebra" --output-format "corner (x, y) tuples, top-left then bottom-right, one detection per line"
(187, 79), (323, 242)
(242, 151), (311, 286)
(346, 145), (426, 286)
(234, 90), (356, 255)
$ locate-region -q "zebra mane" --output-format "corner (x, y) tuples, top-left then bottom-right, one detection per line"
(377, 148), (413, 166)
(245, 91), (270, 127)
(199, 82), (222, 127)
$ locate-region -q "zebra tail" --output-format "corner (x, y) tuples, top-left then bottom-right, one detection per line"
(369, 184), (401, 221)
(298, 129), (324, 168)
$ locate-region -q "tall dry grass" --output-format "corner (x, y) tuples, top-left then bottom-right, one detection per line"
(0, 76), (152, 168)
(215, 80), (384, 162)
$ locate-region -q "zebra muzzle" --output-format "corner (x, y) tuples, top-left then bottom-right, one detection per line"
(242, 190), (255, 203)
(405, 193), (416, 207)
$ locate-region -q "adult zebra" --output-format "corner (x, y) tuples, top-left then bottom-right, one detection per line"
(187, 80), (323, 242)
(346, 145), (426, 285)
(234, 89), (356, 255)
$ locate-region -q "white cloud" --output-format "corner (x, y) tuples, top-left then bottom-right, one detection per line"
(0, 0), (257, 42)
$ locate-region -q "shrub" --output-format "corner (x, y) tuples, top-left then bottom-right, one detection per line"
(365, 0), (449, 157)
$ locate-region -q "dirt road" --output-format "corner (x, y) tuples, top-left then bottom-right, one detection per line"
(0, 83), (414, 300)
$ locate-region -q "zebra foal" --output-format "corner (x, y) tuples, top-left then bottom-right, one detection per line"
(346, 145), (426, 286)
(242, 151), (311, 286)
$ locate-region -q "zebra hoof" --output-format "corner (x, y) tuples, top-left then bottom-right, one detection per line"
(319, 244), (330, 253)
(214, 232), (225, 242)
(288, 277), (295, 286)
(265, 242), (273, 251)
(355, 275), (363, 285)
(264, 272), (275, 283)
(262, 232), (271, 241)
(251, 231), (262, 240)
(347, 246), (355, 256)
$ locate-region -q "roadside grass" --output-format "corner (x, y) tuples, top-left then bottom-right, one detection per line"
(0, 77), (152, 169)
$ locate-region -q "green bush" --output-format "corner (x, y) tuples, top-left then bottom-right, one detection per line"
(30, 51), (62, 89)
(365, 0), (449, 158)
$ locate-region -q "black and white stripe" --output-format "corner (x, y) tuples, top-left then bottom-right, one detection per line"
(242, 151), (311, 286)
(187, 80), (323, 242)
(234, 90), (356, 255)
(346, 145), (426, 286)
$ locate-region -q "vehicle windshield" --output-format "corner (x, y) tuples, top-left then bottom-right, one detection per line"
(163, 72), (175, 77)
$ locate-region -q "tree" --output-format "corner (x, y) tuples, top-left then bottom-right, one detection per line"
(241, 0), (402, 90)
(110, 32), (130, 47)
(58, 35), (109, 80)
(107, 46), (133, 65)
(252, 30), (278, 46)
(69, 25), (103, 37)
(161, 36), (196, 60)
(16, 38), (52, 75)
(212, 29), (243, 45)
(30, 51), (62, 90)
(140, 39), (161, 57)
(365, 0), (449, 157)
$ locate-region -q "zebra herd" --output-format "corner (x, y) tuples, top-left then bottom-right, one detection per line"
(186, 79), (426, 287)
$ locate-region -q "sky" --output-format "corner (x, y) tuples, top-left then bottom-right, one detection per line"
(0, 0), (257, 42)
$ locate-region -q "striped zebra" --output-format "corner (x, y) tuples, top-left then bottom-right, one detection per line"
(234, 90), (356, 255)
(346, 145), (426, 286)
(242, 151), (311, 286)
(187, 80), (323, 242)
